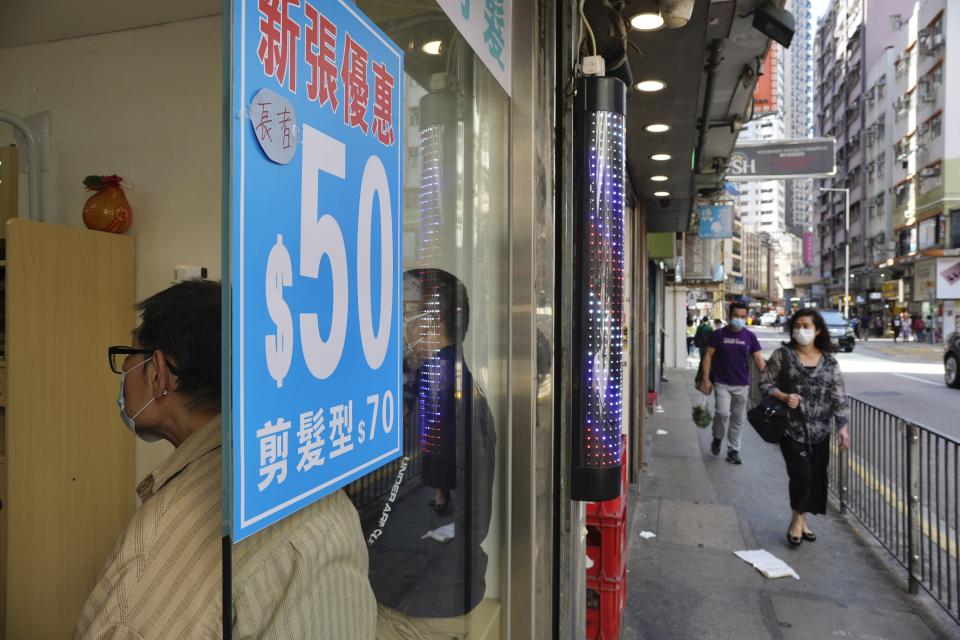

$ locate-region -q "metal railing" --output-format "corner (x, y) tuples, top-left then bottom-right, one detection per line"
(831, 397), (960, 624)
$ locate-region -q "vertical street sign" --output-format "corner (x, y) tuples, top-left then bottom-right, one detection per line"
(228, 0), (404, 542)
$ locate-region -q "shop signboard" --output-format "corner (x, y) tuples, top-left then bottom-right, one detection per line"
(698, 204), (733, 239)
(726, 138), (836, 180)
(753, 47), (778, 114)
(882, 279), (903, 301)
(914, 261), (937, 302)
(936, 257), (960, 300)
(802, 231), (813, 267)
(228, 0), (404, 541)
(437, 0), (511, 95)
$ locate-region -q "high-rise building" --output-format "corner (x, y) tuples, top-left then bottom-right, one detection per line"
(885, 1), (960, 337)
(861, 45), (895, 325)
(785, 0), (815, 237)
(813, 0), (913, 311)
(815, 0), (960, 334)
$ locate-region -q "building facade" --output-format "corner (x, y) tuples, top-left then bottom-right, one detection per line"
(816, 0), (960, 337)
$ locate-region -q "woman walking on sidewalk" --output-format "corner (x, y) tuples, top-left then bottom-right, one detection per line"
(759, 308), (851, 547)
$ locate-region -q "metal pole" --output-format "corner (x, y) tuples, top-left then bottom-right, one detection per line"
(907, 422), (921, 595)
(844, 188), (850, 320)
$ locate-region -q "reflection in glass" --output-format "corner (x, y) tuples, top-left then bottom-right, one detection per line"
(346, 4), (509, 636)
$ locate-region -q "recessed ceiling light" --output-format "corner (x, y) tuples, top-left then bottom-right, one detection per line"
(635, 79), (667, 92)
(650, 153), (672, 161)
(630, 12), (665, 31)
(654, 191), (670, 197)
(421, 40), (442, 55)
(645, 123), (670, 133)
(651, 175), (669, 182)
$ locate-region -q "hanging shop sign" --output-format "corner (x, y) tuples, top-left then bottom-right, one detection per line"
(937, 257), (960, 300)
(726, 138), (836, 180)
(437, 0), (511, 95)
(698, 204), (734, 239)
(228, 0), (404, 542)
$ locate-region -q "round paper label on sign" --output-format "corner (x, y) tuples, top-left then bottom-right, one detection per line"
(249, 88), (298, 165)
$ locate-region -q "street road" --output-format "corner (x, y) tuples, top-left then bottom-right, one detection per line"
(749, 326), (959, 439)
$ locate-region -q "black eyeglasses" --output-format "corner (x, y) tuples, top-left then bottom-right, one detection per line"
(108, 346), (154, 374)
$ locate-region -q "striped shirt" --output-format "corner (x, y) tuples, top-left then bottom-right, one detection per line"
(76, 416), (377, 639)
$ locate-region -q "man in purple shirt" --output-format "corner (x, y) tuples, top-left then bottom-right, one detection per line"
(697, 302), (766, 464)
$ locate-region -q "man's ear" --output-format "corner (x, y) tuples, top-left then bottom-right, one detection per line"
(151, 350), (179, 397)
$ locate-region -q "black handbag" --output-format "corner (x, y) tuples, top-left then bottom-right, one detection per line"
(747, 351), (792, 443)
(747, 396), (790, 443)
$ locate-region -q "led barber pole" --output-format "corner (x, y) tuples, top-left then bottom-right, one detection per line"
(572, 76), (626, 501)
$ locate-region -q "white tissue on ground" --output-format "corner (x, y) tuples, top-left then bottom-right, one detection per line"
(656, 429), (669, 435)
(734, 549), (799, 580)
(638, 531), (657, 540)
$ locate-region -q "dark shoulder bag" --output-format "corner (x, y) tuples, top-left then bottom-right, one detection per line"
(747, 349), (792, 444)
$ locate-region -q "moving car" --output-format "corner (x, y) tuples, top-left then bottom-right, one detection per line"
(946, 331), (960, 389)
(819, 309), (856, 352)
(759, 311), (778, 326)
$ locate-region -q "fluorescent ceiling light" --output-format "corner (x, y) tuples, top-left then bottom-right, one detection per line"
(650, 153), (671, 161)
(651, 175), (669, 182)
(645, 123), (670, 133)
(654, 191), (670, 197)
(630, 12), (665, 31)
(635, 79), (666, 92)
(421, 40), (442, 55)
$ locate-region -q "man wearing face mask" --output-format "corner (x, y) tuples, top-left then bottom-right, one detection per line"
(698, 301), (766, 464)
(77, 280), (376, 639)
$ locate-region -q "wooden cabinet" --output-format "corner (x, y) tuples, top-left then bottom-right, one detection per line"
(1, 219), (135, 639)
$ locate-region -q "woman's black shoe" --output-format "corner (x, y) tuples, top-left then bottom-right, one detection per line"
(787, 531), (803, 547)
(801, 530), (817, 542)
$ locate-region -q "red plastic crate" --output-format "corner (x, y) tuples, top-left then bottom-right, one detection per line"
(586, 574), (627, 640)
(586, 436), (629, 521)
(585, 516), (627, 583)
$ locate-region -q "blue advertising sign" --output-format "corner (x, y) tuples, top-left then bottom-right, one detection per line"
(229, 0), (403, 542)
(698, 204), (734, 240)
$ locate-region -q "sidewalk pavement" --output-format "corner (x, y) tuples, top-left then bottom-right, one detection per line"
(621, 366), (956, 640)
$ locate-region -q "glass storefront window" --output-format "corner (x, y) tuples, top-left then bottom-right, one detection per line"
(346, 4), (509, 637)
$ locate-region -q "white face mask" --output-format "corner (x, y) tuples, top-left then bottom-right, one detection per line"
(402, 311), (431, 354)
(117, 356), (162, 442)
(793, 328), (816, 346)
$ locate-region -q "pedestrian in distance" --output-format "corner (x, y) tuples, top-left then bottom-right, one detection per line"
(892, 315), (901, 342)
(697, 302), (766, 465)
(759, 308), (850, 547)
(860, 314), (870, 341)
(914, 315), (926, 343)
(693, 317), (713, 361)
(902, 313), (913, 342)
(686, 316), (697, 356)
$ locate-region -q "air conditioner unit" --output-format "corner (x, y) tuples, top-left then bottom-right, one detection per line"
(921, 167), (939, 178)
(931, 34), (944, 48)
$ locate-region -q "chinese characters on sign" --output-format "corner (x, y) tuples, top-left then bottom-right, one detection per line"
(437, 0), (512, 95)
(232, 0), (404, 542)
(255, 0), (398, 147)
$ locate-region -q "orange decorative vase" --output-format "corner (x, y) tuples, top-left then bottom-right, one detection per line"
(82, 175), (132, 233)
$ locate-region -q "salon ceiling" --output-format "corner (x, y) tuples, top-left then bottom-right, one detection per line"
(0, 1), (222, 48)
(622, 0), (778, 232)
